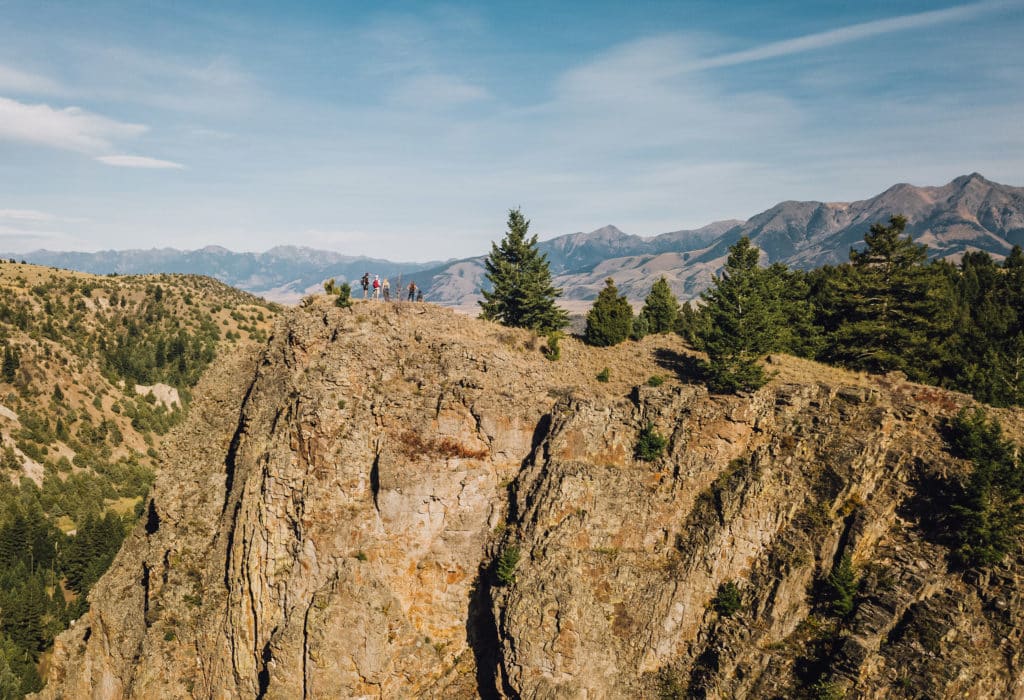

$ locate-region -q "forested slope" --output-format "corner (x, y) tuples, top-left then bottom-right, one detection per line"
(0, 261), (278, 696)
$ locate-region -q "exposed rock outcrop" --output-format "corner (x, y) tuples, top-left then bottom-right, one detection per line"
(37, 302), (1024, 698)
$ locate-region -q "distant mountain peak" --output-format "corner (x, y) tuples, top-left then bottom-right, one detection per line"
(951, 172), (991, 189)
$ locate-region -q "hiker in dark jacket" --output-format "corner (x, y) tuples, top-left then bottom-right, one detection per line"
(407, 281), (417, 301)
(360, 272), (370, 299)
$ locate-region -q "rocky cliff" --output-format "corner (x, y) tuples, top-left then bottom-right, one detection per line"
(36, 301), (1024, 698)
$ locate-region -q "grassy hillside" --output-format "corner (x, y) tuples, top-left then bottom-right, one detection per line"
(0, 261), (279, 695)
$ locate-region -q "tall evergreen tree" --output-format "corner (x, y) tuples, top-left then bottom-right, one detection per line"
(822, 215), (953, 379)
(479, 209), (568, 332)
(639, 276), (680, 334)
(698, 237), (782, 392)
(1, 346), (18, 383)
(764, 264), (822, 358)
(940, 250), (1024, 406)
(584, 278), (633, 346)
(946, 408), (1024, 568)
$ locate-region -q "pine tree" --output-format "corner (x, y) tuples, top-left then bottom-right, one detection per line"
(639, 276), (680, 334)
(764, 264), (822, 358)
(827, 553), (858, 617)
(479, 209), (568, 333)
(940, 249), (1024, 406)
(2, 346), (18, 383)
(698, 237), (781, 393)
(947, 408), (1024, 568)
(584, 278), (633, 346)
(822, 215), (953, 379)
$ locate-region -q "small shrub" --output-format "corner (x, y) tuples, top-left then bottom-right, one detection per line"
(635, 423), (667, 461)
(335, 282), (353, 309)
(596, 367), (610, 383)
(647, 375), (664, 387)
(543, 332), (561, 361)
(163, 630), (176, 642)
(811, 679), (846, 700)
(496, 545), (520, 586)
(354, 550), (368, 561)
(827, 553), (858, 618)
(713, 581), (742, 617)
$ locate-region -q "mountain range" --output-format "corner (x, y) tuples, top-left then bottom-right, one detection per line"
(12, 173), (1023, 308)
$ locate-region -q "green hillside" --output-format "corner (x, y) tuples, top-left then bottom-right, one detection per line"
(0, 261), (279, 696)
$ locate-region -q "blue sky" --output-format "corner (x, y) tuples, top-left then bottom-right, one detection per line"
(1, 1), (1022, 260)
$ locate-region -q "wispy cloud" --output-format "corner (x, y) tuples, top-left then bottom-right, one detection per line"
(0, 64), (63, 94)
(388, 72), (488, 109)
(96, 155), (185, 169)
(0, 96), (145, 152)
(0, 97), (183, 169)
(76, 48), (259, 114)
(0, 209), (54, 222)
(687, 0), (1014, 71)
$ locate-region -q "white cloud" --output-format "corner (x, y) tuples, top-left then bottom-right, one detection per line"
(546, 35), (802, 154)
(96, 154), (185, 169)
(0, 64), (63, 94)
(0, 96), (145, 152)
(686, 0), (1013, 71)
(0, 209), (54, 222)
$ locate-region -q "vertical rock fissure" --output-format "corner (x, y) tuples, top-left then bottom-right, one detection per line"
(506, 413), (553, 525)
(466, 570), (501, 700)
(370, 452), (381, 513)
(256, 639), (273, 699)
(141, 562), (151, 627)
(302, 602), (312, 699)
(222, 373), (258, 514)
(223, 501), (242, 590)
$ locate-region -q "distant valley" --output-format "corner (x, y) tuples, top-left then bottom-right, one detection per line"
(13, 173), (1023, 309)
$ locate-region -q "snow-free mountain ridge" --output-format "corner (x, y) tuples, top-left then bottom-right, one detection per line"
(11, 174), (1023, 306)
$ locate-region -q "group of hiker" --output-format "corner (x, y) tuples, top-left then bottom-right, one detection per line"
(359, 272), (423, 302)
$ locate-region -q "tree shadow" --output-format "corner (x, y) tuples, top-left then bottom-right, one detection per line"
(466, 568), (502, 700)
(896, 458), (962, 564)
(653, 348), (708, 384)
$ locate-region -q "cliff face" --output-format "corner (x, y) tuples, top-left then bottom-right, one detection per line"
(37, 302), (1024, 699)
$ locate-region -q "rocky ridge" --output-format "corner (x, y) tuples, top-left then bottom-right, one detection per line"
(36, 301), (1024, 698)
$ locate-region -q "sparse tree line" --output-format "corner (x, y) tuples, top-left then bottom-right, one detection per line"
(481, 209), (1024, 408)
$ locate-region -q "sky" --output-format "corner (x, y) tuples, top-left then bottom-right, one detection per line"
(0, 0), (1022, 260)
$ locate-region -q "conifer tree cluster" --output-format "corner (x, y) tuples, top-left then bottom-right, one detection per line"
(685, 216), (1024, 404)
(0, 498), (127, 695)
(479, 209), (568, 333)
(945, 408), (1024, 568)
(584, 275), (682, 347)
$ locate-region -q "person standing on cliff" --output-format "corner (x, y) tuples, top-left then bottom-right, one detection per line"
(372, 274), (381, 300)
(360, 272), (370, 299)
(407, 281), (417, 301)
(382, 278), (391, 302)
